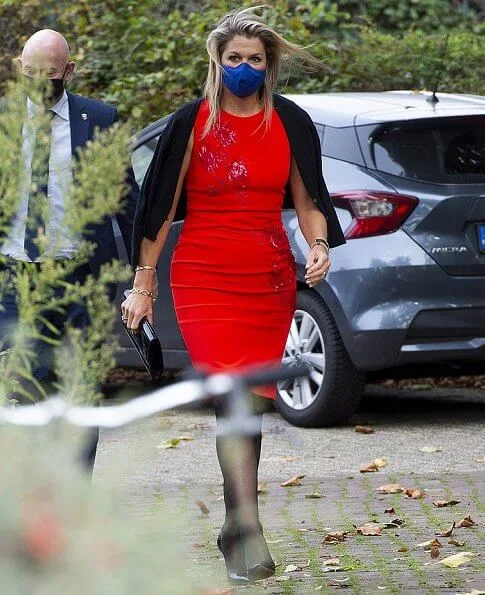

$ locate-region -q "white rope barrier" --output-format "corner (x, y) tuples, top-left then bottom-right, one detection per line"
(0, 377), (224, 428)
(0, 365), (308, 434)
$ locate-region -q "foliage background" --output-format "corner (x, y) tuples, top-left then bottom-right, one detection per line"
(0, 0), (484, 128)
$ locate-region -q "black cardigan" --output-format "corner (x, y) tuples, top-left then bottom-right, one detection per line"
(132, 94), (346, 266)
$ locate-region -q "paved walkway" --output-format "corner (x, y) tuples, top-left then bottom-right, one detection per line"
(94, 382), (485, 593)
(176, 472), (485, 594)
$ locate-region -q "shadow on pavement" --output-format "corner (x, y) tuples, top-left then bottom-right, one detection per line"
(357, 383), (485, 426)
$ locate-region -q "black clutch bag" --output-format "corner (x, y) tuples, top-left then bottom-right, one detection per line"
(122, 290), (164, 380)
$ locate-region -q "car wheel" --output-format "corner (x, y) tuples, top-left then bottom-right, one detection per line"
(276, 288), (365, 427)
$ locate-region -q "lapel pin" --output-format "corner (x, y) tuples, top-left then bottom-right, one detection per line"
(81, 112), (88, 120)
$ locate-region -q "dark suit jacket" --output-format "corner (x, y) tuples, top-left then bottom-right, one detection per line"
(132, 94), (345, 268)
(0, 92), (139, 301)
(67, 93), (139, 285)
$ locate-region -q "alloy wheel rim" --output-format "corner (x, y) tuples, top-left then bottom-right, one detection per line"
(278, 309), (326, 411)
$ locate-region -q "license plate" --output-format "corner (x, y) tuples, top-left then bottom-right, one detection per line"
(478, 224), (485, 252)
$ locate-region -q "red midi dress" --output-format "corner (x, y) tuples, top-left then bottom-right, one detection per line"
(170, 100), (296, 399)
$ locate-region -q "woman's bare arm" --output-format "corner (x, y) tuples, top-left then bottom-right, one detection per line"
(122, 131), (194, 329)
(289, 156), (331, 287)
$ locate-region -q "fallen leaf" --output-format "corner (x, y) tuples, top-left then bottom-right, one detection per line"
(284, 564), (300, 573)
(192, 543), (205, 549)
(430, 546), (440, 559)
(439, 551), (476, 568)
(404, 488), (425, 499)
(322, 558), (340, 566)
(360, 462), (380, 473)
(391, 518), (404, 525)
(448, 538), (465, 547)
(267, 538), (283, 544)
(354, 425), (374, 434)
(417, 539), (442, 549)
(476, 457), (485, 463)
(377, 484), (404, 494)
(158, 439), (180, 450)
(385, 507), (396, 514)
(257, 482), (267, 494)
(276, 575), (291, 582)
(433, 499), (460, 508)
(157, 436), (193, 449)
(456, 515), (476, 528)
(383, 518), (405, 529)
(305, 492), (323, 499)
(373, 457), (388, 468)
(436, 521), (455, 537)
(397, 546), (408, 552)
(323, 531), (348, 543)
(356, 523), (382, 536)
(280, 474), (305, 487)
(195, 500), (210, 515)
(419, 446), (442, 453)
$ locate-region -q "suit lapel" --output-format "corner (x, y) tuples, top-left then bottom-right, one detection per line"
(68, 92), (90, 160)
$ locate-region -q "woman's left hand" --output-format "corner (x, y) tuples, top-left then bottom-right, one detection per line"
(305, 245), (331, 287)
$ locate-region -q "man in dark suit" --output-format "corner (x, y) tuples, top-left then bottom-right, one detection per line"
(0, 30), (139, 467)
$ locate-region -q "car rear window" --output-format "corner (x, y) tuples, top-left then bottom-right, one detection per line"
(371, 116), (485, 183)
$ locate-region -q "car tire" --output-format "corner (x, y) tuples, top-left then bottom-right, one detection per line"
(276, 288), (365, 427)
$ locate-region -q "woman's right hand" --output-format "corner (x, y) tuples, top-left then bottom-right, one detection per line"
(121, 292), (154, 330)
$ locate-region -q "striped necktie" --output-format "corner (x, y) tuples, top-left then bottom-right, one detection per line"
(24, 110), (53, 261)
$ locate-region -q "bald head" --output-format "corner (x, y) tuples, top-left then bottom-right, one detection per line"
(21, 29), (75, 82)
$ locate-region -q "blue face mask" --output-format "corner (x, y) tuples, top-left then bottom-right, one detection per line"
(222, 62), (266, 98)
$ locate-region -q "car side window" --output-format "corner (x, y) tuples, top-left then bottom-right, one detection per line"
(131, 136), (160, 188)
(322, 125), (365, 166)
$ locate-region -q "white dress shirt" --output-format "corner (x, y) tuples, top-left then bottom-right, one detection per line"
(1, 91), (81, 262)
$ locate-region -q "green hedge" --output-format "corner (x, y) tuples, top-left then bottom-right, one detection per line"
(1, 0), (483, 128)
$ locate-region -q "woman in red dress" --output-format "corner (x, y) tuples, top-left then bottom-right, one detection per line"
(123, 7), (345, 585)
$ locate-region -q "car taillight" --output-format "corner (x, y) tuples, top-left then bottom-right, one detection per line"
(331, 191), (419, 239)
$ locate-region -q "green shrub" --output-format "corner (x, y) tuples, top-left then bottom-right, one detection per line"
(0, 1), (483, 127)
(0, 78), (132, 403)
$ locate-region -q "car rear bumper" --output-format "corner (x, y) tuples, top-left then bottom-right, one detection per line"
(335, 310), (485, 371)
(312, 232), (485, 371)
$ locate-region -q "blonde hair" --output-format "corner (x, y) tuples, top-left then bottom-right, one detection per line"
(203, 5), (321, 136)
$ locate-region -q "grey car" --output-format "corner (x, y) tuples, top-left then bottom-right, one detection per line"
(114, 91), (485, 427)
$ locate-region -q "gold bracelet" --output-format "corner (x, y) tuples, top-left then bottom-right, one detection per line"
(135, 265), (156, 272)
(311, 238), (330, 251)
(129, 288), (154, 299)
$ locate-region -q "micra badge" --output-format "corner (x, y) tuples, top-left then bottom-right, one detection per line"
(431, 246), (467, 254)
(81, 112), (88, 120)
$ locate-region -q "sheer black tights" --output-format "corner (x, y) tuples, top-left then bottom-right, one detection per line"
(214, 393), (270, 536)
